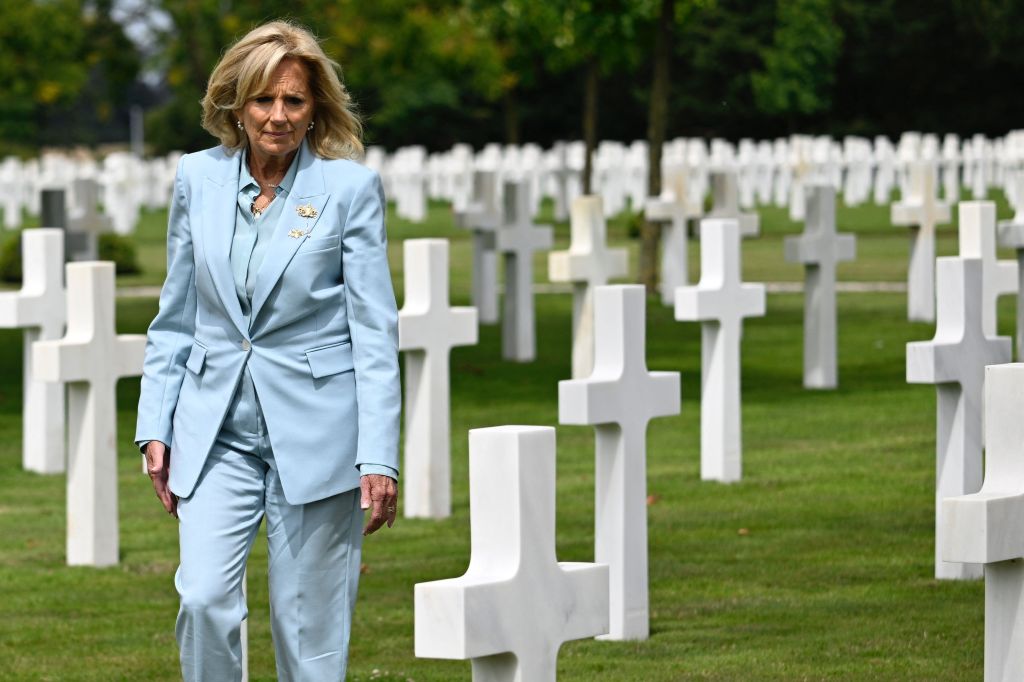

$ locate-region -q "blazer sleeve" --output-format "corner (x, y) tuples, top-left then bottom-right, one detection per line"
(342, 170), (401, 475)
(134, 155), (198, 447)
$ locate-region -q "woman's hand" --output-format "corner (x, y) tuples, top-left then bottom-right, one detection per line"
(360, 474), (398, 535)
(144, 441), (178, 518)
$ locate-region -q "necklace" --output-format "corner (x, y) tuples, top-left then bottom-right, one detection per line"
(248, 161), (284, 192)
(250, 195), (272, 217)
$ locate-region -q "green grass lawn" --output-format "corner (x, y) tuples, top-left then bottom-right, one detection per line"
(1, 191), (1018, 679)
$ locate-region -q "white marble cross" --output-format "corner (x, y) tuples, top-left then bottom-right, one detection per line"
(907, 257), (1011, 580)
(784, 185), (856, 389)
(891, 161), (951, 322)
(645, 170), (701, 306)
(67, 179), (112, 262)
(496, 180), (553, 362)
(942, 363), (1024, 680)
(33, 262), (146, 566)
(548, 196), (628, 378)
(998, 171), (1024, 359)
(0, 229), (66, 473)
(706, 171), (759, 238)
(675, 219), (766, 482)
(544, 142), (577, 222)
(956, 201), (1018, 339)
(415, 425), (609, 681)
(559, 285), (679, 640)
(0, 157), (25, 229)
(455, 170), (502, 324)
(398, 239), (478, 519)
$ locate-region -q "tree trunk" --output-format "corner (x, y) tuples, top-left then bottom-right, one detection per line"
(503, 89), (520, 145)
(639, 0), (675, 294)
(582, 58), (599, 195)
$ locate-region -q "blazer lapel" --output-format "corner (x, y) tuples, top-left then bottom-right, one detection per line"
(249, 144), (330, 322)
(201, 152), (247, 337)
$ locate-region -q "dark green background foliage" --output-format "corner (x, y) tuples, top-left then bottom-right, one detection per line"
(2, 0), (1022, 156)
(0, 230), (139, 283)
(99, 233), (141, 275)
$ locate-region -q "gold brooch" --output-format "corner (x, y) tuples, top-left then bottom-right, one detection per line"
(296, 204), (318, 218)
(288, 229), (307, 239)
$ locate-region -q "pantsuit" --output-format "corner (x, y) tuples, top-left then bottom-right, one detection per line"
(136, 140), (400, 679)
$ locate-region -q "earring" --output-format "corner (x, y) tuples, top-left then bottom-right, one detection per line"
(308, 121), (315, 131)
(236, 120), (243, 130)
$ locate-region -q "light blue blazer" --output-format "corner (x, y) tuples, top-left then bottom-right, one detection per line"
(135, 142), (400, 505)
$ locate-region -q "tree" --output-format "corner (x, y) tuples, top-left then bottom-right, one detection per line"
(144, 0), (513, 152)
(0, 0), (88, 152)
(454, 0), (561, 145)
(328, 0), (510, 149)
(545, 0), (654, 192)
(637, 0), (720, 293)
(750, 0), (843, 129)
(638, 0), (676, 293)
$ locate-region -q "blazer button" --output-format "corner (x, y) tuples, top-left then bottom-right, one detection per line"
(241, 340), (251, 351)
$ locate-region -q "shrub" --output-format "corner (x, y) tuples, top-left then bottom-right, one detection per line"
(99, 232), (140, 275)
(0, 231), (22, 283)
(0, 230), (140, 284)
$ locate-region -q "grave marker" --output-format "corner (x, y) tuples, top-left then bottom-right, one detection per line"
(706, 171), (759, 238)
(559, 285), (680, 640)
(548, 196), (628, 378)
(784, 185), (856, 389)
(942, 363), (1024, 680)
(907, 257), (1011, 580)
(958, 201), (1016, 338)
(455, 170), (502, 324)
(675, 219), (766, 482)
(997, 171), (1024, 359)
(398, 239), (478, 519)
(33, 262), (146, 566)
(67, 179), (112, 262)
(0, 157), (25, 229)
(891, 161), (951, 322)
(645, 170), (701, 306)
(415, 425), (609, 681)
(0, 229), (66, 473)
(497, 180), (553, 362)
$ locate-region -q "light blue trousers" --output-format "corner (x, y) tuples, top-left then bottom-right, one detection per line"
(175, 369), (363, 681)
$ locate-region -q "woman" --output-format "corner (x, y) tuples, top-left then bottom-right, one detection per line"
(135, 20), (400, 680)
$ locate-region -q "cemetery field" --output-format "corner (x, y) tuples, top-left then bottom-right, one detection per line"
(2, 197), (1017, 679)
(57, 188), (1016, 293)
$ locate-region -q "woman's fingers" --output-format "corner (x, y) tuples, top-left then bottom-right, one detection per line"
(145, 441), (177, 518)
(360, 474), (397, 535)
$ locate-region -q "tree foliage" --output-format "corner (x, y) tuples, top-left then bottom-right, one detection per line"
(0, 0), (88, 150)
(7, 1), (1024, 155)
(0, 0), (141, 154)
(750, 0), (843, 124)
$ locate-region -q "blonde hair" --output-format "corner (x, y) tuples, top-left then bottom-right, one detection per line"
(201, 20), (363, 159)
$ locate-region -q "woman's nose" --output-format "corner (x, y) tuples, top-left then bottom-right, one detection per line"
(270, 99), (287, 123)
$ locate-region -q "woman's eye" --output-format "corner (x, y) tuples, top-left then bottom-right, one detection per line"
(287, 97), (304, 106)
(255, 96), (272, 103)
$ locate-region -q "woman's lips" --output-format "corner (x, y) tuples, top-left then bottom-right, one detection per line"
(265, 131), (291, 138)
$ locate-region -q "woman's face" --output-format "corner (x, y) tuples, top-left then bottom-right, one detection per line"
(237, 57), (315, 163)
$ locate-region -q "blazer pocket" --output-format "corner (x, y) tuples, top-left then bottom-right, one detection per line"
(305, 341), (354, 378)
(185, 342), (207, 374)
(298, 234), (340, 255)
